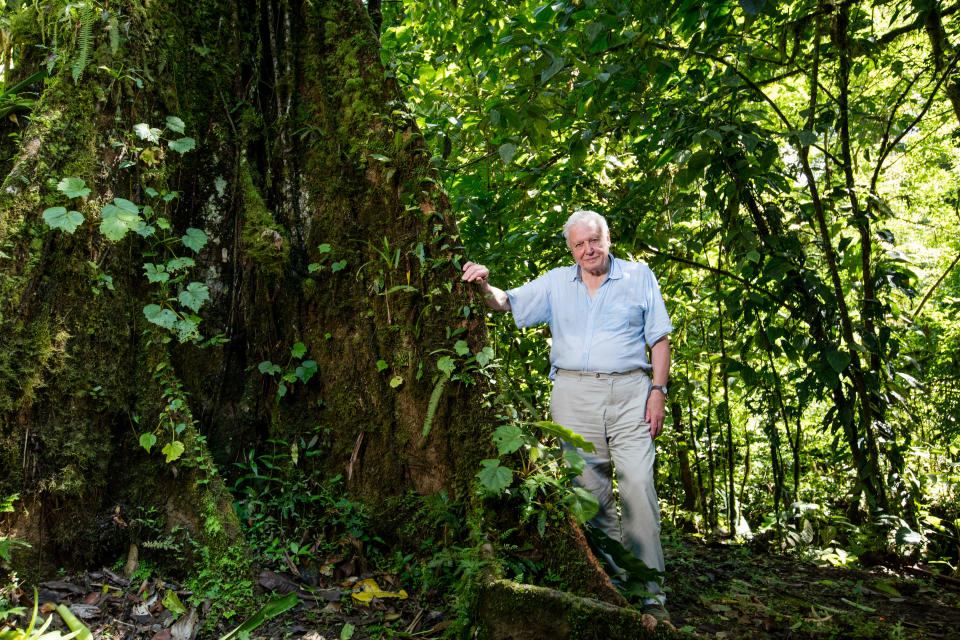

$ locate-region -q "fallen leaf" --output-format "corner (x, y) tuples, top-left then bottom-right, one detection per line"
(170, 607), (197, 640)
(40, 581), (84, 595)
(151, 631), (172, 640)
(259, 570), (299, 594)
(69, 603), (101, 620)
(350, 578), (408, 603)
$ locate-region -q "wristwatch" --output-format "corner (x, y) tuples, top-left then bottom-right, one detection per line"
(651, 385), (668, 396)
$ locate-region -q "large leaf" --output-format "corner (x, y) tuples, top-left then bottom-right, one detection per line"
(563, 486), (600, 524)
(492, 424), (525, 455)
(42, 207), (84, 233)
(100, 202), (141, 241)
(165, 115), (186, 133)
(143, 263), (170, 284)
(56, 177), (90, 198)
(825, 349), (851, 373)
(133, 122), (162, 143)
(476, 459), (513, 494)
(531, 421), (596, 453)
(498, 142), (517, 164)
(182, 227), (207, 252)
(169, 137), (196, 154)
(219, 592), (299, 640)
(143, 304), (177, 330)
(178, 282), (210, 312)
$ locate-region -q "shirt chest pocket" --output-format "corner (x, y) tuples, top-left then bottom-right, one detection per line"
(604, 298), (644, 332)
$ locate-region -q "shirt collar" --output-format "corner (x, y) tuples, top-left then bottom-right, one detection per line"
(570, 255), (621, 281)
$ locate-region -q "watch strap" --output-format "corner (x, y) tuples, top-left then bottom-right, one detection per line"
(651, 385), (668, 396)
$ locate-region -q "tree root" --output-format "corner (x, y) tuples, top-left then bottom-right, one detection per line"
(476, 578), (674, 640)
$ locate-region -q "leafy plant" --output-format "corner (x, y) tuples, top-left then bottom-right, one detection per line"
(258, 341), (317, 402)
(477, 420), (599, 535)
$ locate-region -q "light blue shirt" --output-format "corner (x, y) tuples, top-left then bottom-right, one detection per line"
(506, 256), (672, 376)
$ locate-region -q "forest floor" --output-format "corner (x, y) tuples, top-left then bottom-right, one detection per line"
(14, 535), (960, 639)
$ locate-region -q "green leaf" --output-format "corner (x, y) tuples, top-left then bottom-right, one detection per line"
(219, 593), (300, 640)
(562, 448), (587, 475)
(143, 263), (169, 284)
(532, 421), (596, 453)
(437, 355), (456, 377)
(498, 142), (517, 164)
(134, 221), (156, 237)
(114, 198), (139, 215)
(162, 440), (185, 463)
(492, 424), (524, 455)
(376, 359), (388, 372)
(174, 316), (199, 342)
(42, 207), (84, 233)
(182, 227), (207, 252)
(739, 0), (767, 14)
(894, 526), (921, 546)
(145, 187), (159, 198)
(317, 243), (332, 254)
(389, 375), (404, 388)
(564, 486), (600, 524)
(796, 130), (818, 146)
(331, 259), (347, 272)
(370, 153), (391, 162)
(134, 122), (162, 143)
(57, 177), (90, 198)
(533, 3), (560, 22)
(291, 342), (307, 359)
(100, 203), (140, 241)
(296, 360), (318, 383)
(139, 432), (157, 453)
(475, 346), (495, 367)
(165, 256), (195, 271)
(162, 589), (186, 616)
(169, 137), (196, 154)
(340, 623), (356, 640)
(825, 349), (851, 373)
(258, 361), (282, 376)
(178, 282), (210, 312)
(454, 340), (470, 356)
(143, 304), (177, 330)
(476, 459), (513, 494)
(540, 51), (565, 83)
(165, 115), (186, 133)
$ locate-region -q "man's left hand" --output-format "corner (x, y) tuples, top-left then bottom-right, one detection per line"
(646, 389), (666, 439)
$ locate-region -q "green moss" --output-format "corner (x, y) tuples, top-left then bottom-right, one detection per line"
(239, 160), (287, 278)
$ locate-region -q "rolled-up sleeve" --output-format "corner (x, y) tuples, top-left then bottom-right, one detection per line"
(507, 275), (552, 329)
(643, 268), (673, 346)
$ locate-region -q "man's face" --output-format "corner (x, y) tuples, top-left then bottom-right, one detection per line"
(567, 221), (611, 276)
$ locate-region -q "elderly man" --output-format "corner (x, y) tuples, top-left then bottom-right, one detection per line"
(461, 209), (672, 618)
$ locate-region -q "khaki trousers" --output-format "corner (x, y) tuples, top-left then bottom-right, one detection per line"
(550, 368), (665, 601)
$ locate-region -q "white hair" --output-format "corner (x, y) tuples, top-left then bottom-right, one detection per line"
(562, 210), (609, 243)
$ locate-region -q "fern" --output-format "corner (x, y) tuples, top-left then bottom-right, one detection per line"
(421, 372), (450, 440)
(71, 1), (95, 84)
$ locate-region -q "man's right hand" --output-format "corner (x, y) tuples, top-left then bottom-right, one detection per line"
(460, 261), (511, 311)
(461, 261), (490, 286)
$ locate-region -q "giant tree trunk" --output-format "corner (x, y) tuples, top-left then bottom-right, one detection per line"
(0, 0), (648, 634)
